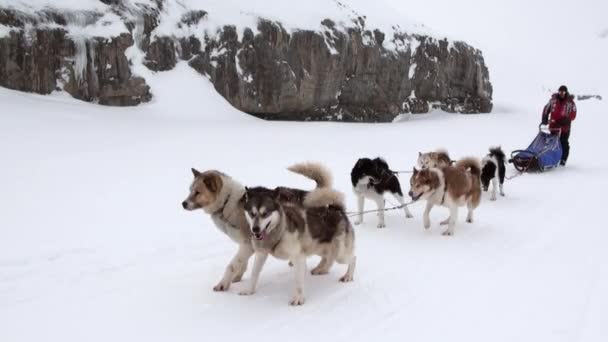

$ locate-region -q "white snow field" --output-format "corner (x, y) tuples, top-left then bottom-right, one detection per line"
(1, 1), (607, 342)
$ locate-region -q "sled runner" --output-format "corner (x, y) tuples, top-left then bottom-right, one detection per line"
(508, 125), (562, 172)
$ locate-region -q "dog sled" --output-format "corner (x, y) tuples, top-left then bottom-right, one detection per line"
(508, 124), (562, 173)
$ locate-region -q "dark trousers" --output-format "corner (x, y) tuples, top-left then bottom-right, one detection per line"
(560, 130), (570, 163)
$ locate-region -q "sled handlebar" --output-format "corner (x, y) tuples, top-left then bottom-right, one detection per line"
(539, 124), (561, 136)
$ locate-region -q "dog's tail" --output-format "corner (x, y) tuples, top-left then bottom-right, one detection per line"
(489, 146), (506, 163)
(288, 162), (332, 189)
(303, 188), (345, 209)
(455, 157), (481, 177)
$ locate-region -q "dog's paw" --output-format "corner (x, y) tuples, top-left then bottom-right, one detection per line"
(289, 293), (306, 306)
(406, 213), (414, 219)
(423, 222), (431, 230)
(490, 196), (497, 201)
(340, 274), (354, 282)
(441, 230), (454, 236)
(466, 218), (474, 223)
(311, 268), (329, 276)
(239, 289), (255, 296)
(500, 192), (505, 197)
(354, 219), (363, 226)
(213, 282), (231, 292)
(376, 223), (386, 229)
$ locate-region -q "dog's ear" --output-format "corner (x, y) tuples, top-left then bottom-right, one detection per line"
(413, 167), (418, 175)
(240, 187), (249, 205)
(191, 168), (201, 177)
(272, 188), (282, 201)
(203, 174), (222, 193)
(418, 152), (422, 157)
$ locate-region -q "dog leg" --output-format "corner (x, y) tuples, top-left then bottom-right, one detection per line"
(214, 245), (254, 291)
(490, 178), (498, 201)
(393, 193), (414, 219)
(440, 217), (450, 225)
(311, 256), (335, 275)
(289, 257), (307, 306)
(232, 245), (255, 283)
(232, 272), (244, 283)
(376, 198), (386, 228)
(340, 255), (356, 282)
(423, 201), (434, 229)
(466, 202), (474, 223)
(499, 182), (505, 197)
(354, 195), (364, 225)
(239, 251), (268, 296)
(442, 206), (458, 236)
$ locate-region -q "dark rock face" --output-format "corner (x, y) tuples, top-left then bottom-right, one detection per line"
(0, 27), (72, 94)
(576, 94), (602, 101)
(144, 36), (176, 71)
(62, 33), (152, 106)
(154, 18), (493, 121)
(0, 1), (493, 120)
(0, 8), (151, 106)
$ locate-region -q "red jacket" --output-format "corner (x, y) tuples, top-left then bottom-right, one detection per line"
(542, 94), (577, 133)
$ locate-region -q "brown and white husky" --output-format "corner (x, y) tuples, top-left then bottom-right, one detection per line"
(409, 157), (482, 236)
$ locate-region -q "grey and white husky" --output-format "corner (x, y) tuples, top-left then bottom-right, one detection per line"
(238, 170), (356, 306)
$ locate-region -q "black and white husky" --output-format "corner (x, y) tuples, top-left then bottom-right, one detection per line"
(350, 157), (413, 228)
(480, 147), (506, 201)
(239, 178), (356, 306)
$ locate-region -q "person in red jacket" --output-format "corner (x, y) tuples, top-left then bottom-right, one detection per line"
(541, 85), (577, 166)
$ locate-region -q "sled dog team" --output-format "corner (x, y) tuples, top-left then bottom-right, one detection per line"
(182, 147), (507, 306)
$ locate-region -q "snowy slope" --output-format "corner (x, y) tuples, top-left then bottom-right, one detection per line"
(1, 84), (607, 342)
(1, 0), (608, 342)
(0, 0), (431, 34)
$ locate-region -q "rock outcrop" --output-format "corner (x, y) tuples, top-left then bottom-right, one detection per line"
(0, 1), (493, 120)
(576, 94), (602, 101)
(162, 19), (492, 121)
(0, 7), (152, 106)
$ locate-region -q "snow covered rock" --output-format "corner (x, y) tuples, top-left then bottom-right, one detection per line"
(0, 11), (71, 94)
(0, 7), (152, 106)
(174, 17), (492, 121)
(0, 0), (493, 119)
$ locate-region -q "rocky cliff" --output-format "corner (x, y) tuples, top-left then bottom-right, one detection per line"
(0, 7), (152, 106)
(0, 0), (493, 121)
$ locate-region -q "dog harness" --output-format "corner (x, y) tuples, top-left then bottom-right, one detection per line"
(215, 194), (232, 216)
(440, 181), (448, 205)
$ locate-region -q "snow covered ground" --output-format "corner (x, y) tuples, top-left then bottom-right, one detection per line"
(1, 1), (608, 341)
